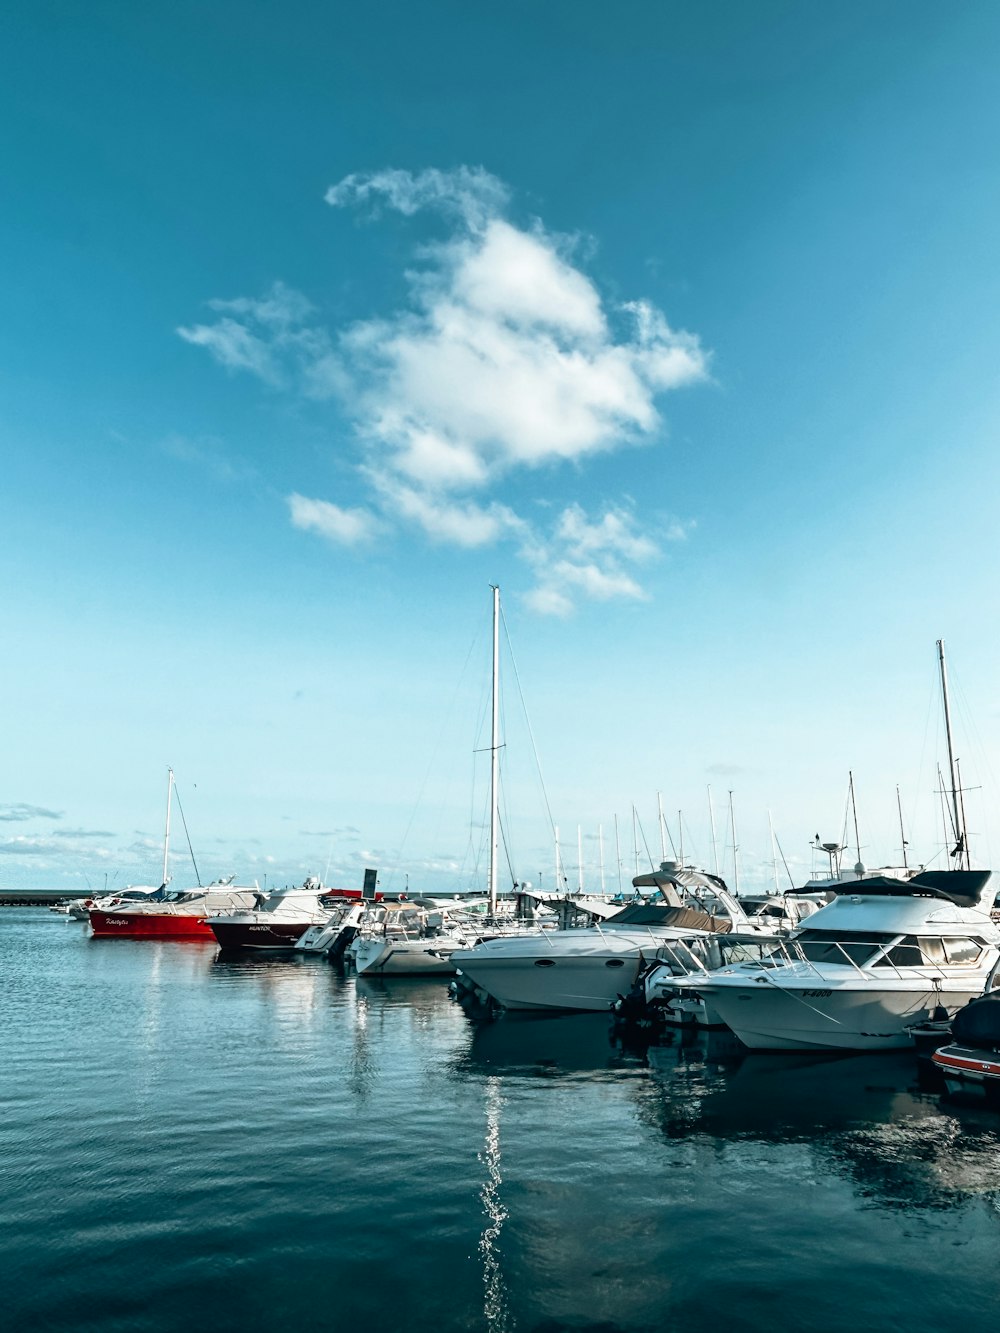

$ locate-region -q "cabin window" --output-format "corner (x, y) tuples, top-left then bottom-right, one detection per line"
(875, 937), (926, 968)
(943, 938), (984, 966)
(796, 931), (895, 966)
(916, 938), (947, 965)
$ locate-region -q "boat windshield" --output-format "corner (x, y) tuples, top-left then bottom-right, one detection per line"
(794, 929), (899, 967)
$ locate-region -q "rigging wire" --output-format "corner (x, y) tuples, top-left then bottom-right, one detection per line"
(172, 783), (202, 888)
(384, 620), (484, 893)
(499, 603), (558, 844)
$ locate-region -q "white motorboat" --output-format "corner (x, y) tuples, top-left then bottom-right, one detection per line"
(295, 901), (367, 957)
(451, 864), (788, 1012)
(207, 879), (333, 950)
(352, 902), (476, 976)
(675, 870), (1000, 1051)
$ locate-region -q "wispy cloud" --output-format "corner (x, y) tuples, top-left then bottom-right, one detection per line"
(180, 168), (708, 612)
(0, 803), (62, 822)
(287, 493), (378, 546)
(161, 434), (257, 484)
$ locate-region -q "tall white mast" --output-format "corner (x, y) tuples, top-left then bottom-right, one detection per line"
(577, 825), (584, 892)
(161, 767), (174, 887)
(678, 810), (684, 867)
(768, 809), (779, 892)
(598, 824), (605, 893)
(489, 585), (500, 916)
(848, 770), (863, 876)
(707, 785), (720, 876)
(728, 789), (739, 895)
(614, 814), (622, 892)
(937, 639), (968, 869)
(657, 792), (666, 861)
(895, 784), (909, 871)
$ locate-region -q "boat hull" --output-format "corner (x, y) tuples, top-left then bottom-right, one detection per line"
(453, 950), (647, 1011)
(89, 909), (212, 940)
(209, 921), (310, 950)
(932, 1044), (1000, 1103)
(698, 979), (986, 1051)
(353, 938), (458, 976)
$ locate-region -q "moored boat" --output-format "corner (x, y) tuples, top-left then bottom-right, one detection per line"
(207, 879), (335, 950)
(677, 871), (1000, 1051)
(89, 877), (261, 939)
(931, 992), (1000, 1104)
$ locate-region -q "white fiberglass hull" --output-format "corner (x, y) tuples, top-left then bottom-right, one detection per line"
(353, 936), (460, 976)
(452, 931), (671, 1011)
(697, 973), (989, 1051)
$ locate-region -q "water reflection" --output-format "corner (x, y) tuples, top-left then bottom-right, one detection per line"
(641, 1033), (1000, 1214)
(455, 1011), (641, 1079)
(478, 1075), (511, 1333)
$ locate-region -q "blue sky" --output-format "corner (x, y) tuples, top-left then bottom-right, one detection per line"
(4, 1), (1000, 893)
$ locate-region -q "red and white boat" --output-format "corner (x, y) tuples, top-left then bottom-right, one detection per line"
(88, 877), (261, 939)
(930, 992), (1000, 1105)
(87, 769), (259, 939)
(932, 1044), (1000, 1103)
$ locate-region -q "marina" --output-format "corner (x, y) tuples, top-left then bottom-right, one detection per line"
(4, 904), (1000, 1332)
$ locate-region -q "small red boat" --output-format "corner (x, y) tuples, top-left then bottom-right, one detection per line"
(932, 1044), (1000, 1104)
(928, 991), (1000, 1105)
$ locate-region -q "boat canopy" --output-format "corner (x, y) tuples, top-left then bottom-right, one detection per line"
(631, 864), (731, 896)
(605, 903), (733, 933)
(830, 869), (992, 910)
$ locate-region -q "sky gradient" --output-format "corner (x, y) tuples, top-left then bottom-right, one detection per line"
(5, 1), (1000, 894)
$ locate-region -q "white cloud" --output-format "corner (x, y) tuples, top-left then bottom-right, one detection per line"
(325, 166), (510, 230)
(365, 471), (524, 548)
(287, 493), (376, 546)
(177, 281), (332, 388)
(181, 168), (709, 612)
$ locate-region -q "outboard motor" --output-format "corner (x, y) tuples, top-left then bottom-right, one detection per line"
(951, 993), (1000, 1052)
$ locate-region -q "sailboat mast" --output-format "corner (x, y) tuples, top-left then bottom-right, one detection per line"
(895, 784), (909, 871)
(162, 767), (174, 887)
(599, 824), (605, 893)
(577, 825), (584, 892)
(614, 814), (622, 892)
(728, 790), (739, 895)
(708, 785), (720, 876)
(678, 811), (683, 867)
(489, 585), (500, 916)
(848, 770), (862, 875)
(657, 792), (666, 860)
(768, 809), (779, 892)
(937, 639), (967, 868)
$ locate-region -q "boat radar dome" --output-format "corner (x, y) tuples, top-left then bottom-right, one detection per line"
(854, 862), (866, 878)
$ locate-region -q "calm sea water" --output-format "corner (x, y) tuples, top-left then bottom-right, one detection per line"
(3, 909), (1000, 1333)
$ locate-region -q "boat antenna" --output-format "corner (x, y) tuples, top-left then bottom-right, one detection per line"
(707, 785), (720, 876)
(895, 784), (909, 871)
(162, 767), (174, 887)
(937, 639), (968, 869)
(848, 770), (863, 878)
(488, 585), (500, 917)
